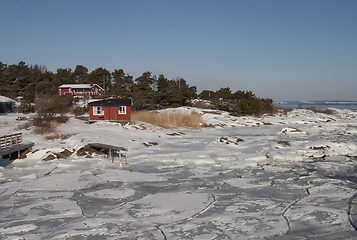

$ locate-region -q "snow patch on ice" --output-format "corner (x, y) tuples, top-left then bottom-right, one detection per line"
(85, 188), (135, 199)
(226, 177), (271, 188)
(96, 169), (166, 182)
(126, 192), (212, 224)
(0, 224), (38, 234)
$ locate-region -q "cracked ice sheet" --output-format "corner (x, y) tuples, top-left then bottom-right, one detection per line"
(1, 108), (357, 239)
(284, 183), (356, 235)
(47, 191), (214, 239)
(158, 191), (288, 239)
(96, 168), (166, 182)
(0, 191), (82, 239)
(24, 171), (100, 191)
(121, 192), (213, 224)
(1, 194), (81, 222)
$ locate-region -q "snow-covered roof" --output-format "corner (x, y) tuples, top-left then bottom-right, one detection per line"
(0, 95), (16, 103)
(59, 84), (103, 90)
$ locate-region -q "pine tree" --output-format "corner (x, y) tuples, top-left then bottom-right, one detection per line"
(87, 67), (111, 91)
(73, 65), (88, 83)
(111, 69), (133, 97)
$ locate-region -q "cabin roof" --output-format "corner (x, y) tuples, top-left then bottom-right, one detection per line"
(88, 98), (132, 106)
(59, 84), (103, 90)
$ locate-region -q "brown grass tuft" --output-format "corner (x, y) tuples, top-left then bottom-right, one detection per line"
(44, 132), (61, 140)
(131, 111), (203, 129)
(43, 132), (74, 141)
(308, 107), (336, 115)
(33, 120), (59, 135)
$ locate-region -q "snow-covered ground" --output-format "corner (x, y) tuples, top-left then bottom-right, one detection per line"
(1, 107), (357, 239)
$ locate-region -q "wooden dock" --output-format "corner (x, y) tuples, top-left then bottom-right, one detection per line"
(88, 142), (128, 164)
(0, 133), (34, 159)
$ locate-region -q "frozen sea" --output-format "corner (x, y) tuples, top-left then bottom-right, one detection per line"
(275, 100), (357, 111)
(0, 107), (357, 239)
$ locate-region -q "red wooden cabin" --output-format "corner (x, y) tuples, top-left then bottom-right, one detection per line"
(58, 84), (104, 96)
(88, 98), (132, 122)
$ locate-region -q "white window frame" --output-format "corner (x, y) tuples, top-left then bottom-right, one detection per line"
(93, 106), (104, 115)
(118, 106), (126, 115)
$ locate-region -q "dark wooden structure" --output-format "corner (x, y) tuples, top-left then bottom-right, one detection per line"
(0, 133), (34, 159)
(88, 142), (128, 164)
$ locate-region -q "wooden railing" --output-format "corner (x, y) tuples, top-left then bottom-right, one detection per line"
(0, 133), (22, 149)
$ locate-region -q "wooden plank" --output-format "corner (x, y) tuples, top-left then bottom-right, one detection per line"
(0, 143), (34, 157)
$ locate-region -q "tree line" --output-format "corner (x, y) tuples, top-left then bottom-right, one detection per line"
(0, 61), (274, 115)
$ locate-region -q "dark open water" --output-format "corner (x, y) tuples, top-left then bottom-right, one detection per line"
(274, 100), (357, 110)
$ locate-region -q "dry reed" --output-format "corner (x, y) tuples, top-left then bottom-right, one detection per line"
(131, 111), (203, 129)
(307, 107), (336, 115)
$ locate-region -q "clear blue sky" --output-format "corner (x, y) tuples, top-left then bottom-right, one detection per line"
(1, 0), (356, 101)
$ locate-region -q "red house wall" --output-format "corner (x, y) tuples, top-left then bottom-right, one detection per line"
(89, 105), (131, 121)
(90, 86), (103, 96)
(59, 85), (103, 96)
(59, 88), (71, 95)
